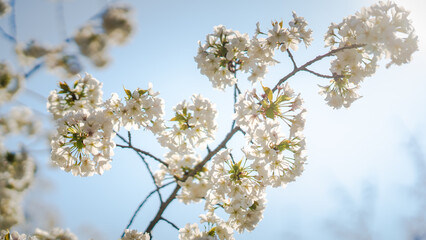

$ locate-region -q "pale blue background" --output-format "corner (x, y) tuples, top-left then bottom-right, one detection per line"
(1, 0), (426, 239)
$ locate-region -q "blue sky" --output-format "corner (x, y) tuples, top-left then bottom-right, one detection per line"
(1, 0), (426, 239)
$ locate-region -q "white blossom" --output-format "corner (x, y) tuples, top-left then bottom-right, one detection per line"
(102, 6), (134, 45)
(121, 229), (150, 240)
(47, 73), (103, 120)
(50, 109), (115, 177)
(321, 1), (418, 108)
(0, 0), (10, 17)
(0, 62), (23, 105)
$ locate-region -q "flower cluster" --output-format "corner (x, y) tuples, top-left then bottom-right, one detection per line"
(155, 95), (217, 195)
(0, 230), (37, 240)
(206, 150), (266, 234)
(0, 106), (41, 137)
(266, 12), (313, 51)
(157, 94), (217, 152)
(48, 74), (165, 176)
(177, 83), (307, 238)
(321, 1), (418, 108)
(0, 0), (10, 18)
(121, 229), (150, 240)
(0, 63), (23, 105)
(195, 13), (312, 90)
(0, 150), (36, 229)
(74, 25), (109, 67)
(178, 219), (234, 240)
(0, 228), (77, 240)
(33, 228), (78, 240)
(118, 85), (165, 133)
(15, 41), (62, 66)
(50, 109), (116, 177)
(45, 53), (83, 78)
(47, 74), (103, 120)
(74, 5), (134, 67)
(102, 6), (134, 45)
(11, 4), (134, 78)
(0, 106), (40, 229)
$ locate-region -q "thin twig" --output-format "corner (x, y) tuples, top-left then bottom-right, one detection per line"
(10, 0), (17, 40)
(272, 44), (366, 92)
(0, 26), (16, 42)
(56, 0), (68, 39)
(115, 131), (127, 143)
(235, 84), (241, 95)
(116, 132), (165, 203)
(24, 62), (44, 79)
(144, 126), (241, 233)
(287, 49), (297, 69)
(231, 83), (240, 131)
(116, 137), (164, 203)
(115, 131), (167, 166)
(134, 151), (164, 204)
(302, 68), (342, 79)
(121, 181), (175, 238)
(160, 217), (179, 231)
(127, 131), (132, 145)
(116, 143), (167, 167)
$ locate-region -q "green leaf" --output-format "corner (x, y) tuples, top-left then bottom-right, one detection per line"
(208, 227), (216, 237)
(276, 139), (291, 152)
(249, 201), (259, 210)
(275, 94), (291, 104)
(59, 82), (70, 92)
(171, 114), (186, 122)
(265, 106), (275, 119)
(138, 89), (148, 95)
(262, 84), (273, 102)
(123, 86), (132, 99)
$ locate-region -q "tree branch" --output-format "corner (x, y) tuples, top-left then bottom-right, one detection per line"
(56, 0), (68, 39)
(134, 151), (164, 203)
(121, 181), (175, 238)
(287, 49), (297, 69)
(116, 133), (165, 204)
(272, 44), (366, 92)
(115, 132), (168, 167)
(0, 26), (16, 42)
(10, 0), (17, 40)
(116, 143), (167, 167)
(24, 62), (44, 79)
(144, 126), (241, 234)
(160, 217), (180, 231)
(302, 68), (343, 79)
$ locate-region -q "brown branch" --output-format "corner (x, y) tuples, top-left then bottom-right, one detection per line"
(115, 132), (168, 167)
(287, 49), (298, 69)
(160, 217), (180, 231)
(135, 151), (164, 203)
(121, 181), (175, 238)
(144, 126), (242, 233)
(302, 68), (343, 79)
(272, 44), (366, 92)
(116, 132), (167, 204)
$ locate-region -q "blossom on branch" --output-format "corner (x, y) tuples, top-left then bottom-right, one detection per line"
(321, 1), (418, 108)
